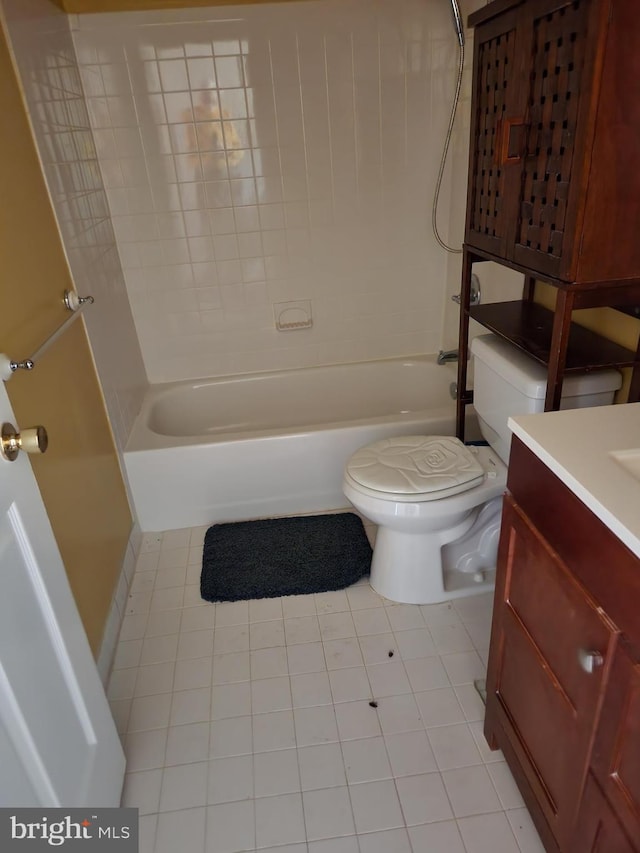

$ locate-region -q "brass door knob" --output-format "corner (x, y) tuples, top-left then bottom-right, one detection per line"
(1, 422), (48, 462)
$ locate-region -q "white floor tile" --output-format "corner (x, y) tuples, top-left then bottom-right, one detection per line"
(488, 763), (526, 810)
(358, 827), (412, 853)
(427, 723), (484, 770)
(173, 656), (212, 692)
(214, 600), (249, 627)
(441, 650), (486, 685)
(341, 736), (392, 784)
(457, 811), (520, 853)
(282, 593), (317, 618)
(294, 705), (340, 746)
(384, 604), (426, 632)
(250, 646), (288, 680)
(349, 779), (404, 833)
(124, 729), (167, 772)
(384, 730), (438, 778)
(358, 633), (397, 665)
(254, 748), (301, 797)
(206, 800), (255, 853)
(171, 687), (212, 726)
(505, 807), (547, 853)
(287, 641), (326, 674)
(180, 605), (216, 633)
(255, 792), (306, 848)
(404, 656), (450, 692)
(308, 837), (359, 853)
(116, 526), (546, 853)
(375, 694), (423, 735)
(323, 637), (364, 669)
(211, 681), (251, 719)
(208, 754), (253, 804)
(138, 814), (157, 853)
(315, 590), (350, 614)
(155, 807), (205, 853)
(213, 624), (250, 654)
(249, 597), (283, 622)
(415, 687), (465, 728)
(213, 651), (251, 684)
(250, 619), (286, 650)
(285, 615), (322, 645)
(352, 608), (392, 637)
(395, 772), (454, 826)
(159, 761), (208, 812)
(334, 700), (382, 741)
(251, 675), (292, 714)
(128, 693), (172, 732)
(303, 786), (356, 841)
(209, 715), (253, 758)
(318, 611), (356, 641)
(298, 742), (347, 790)
(253, 709), (297, 752)
(121, 769), (163, 815)
(407, 819), (467, 853)
(140, 634), (179, 666)
(164, 721), (209, 765)
(366, 662), (412, 697)
(394, 628), (438, 661)
(328, 667), (372, 703)
(442, 764), (504, 817)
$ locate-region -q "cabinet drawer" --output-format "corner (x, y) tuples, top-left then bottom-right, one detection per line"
(489, 496), (618, 843)
(590, 643), (640, 848)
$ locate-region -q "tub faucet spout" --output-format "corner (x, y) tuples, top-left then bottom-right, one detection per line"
(437, 349), (458, 365)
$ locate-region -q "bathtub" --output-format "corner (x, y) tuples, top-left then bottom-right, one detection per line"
(124, 355), (470, 531)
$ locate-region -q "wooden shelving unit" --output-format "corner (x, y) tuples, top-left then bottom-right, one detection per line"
(456, 0), (640, 441)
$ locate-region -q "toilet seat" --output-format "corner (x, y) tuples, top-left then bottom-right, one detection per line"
(346, 435), (486, 502)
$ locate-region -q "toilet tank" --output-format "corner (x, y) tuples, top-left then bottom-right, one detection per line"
(470, 333), (622, 463)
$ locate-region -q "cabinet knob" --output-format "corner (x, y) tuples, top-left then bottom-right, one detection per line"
(578, 648), (604, 674)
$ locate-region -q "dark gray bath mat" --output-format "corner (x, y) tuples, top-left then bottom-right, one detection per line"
(201, 512), (372, 602)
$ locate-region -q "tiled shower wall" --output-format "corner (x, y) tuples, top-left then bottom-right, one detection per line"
(71, 0), (465, 384)
(2, 0), (147, 452)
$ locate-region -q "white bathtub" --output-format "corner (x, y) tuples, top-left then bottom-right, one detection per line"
(124, 355), (468, 531)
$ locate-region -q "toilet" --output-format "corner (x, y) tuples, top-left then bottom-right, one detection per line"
(343, 333), (622, 604)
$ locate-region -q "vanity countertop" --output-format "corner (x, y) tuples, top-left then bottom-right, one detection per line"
(508, 402), (640, 559)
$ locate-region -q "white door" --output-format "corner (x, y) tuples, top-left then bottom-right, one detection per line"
(0, 380), (125, 807)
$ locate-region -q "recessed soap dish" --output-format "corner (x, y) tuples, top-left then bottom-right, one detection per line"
(274, 300), (313, 331)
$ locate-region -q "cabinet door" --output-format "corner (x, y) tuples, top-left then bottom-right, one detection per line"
(589, 643), (640, 848)
(511, 0), (596, 278)
(465, 9), (528, 257)
(485, 496), (618, 849)
(573, 774), (638, 853)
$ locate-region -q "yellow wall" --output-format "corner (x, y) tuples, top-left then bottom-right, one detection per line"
(0, 25), (132, 655)
(535, 283), (640, 403)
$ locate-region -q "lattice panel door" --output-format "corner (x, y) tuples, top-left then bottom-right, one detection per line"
(467, 25), (518, 253)
(516, 0), (590, 269)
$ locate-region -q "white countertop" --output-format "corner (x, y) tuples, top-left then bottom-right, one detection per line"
(508, 403), (640, 559)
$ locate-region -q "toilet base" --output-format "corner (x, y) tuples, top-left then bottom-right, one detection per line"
(368, 497), (502, 605)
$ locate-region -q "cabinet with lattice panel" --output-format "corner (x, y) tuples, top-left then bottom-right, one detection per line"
(456, 0), (640, 441)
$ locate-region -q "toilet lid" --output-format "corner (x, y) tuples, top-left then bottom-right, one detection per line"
(346, 435), (485, 501)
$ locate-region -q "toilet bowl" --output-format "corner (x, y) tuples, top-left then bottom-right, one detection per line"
(343, 437), (507, 603)
(343, 333), (623, 605)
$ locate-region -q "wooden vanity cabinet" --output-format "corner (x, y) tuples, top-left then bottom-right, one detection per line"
(484, 436), (640, 852)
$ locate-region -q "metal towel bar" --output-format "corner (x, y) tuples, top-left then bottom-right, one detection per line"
(0, 290), (94, 380)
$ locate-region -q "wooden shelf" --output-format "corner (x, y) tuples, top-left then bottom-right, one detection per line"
(469, 301), (637, 371)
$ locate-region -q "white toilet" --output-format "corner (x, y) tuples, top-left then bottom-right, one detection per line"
(343, 334), (622, 604)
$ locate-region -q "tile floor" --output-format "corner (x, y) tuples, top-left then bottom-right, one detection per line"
(108, 519), (545, 853)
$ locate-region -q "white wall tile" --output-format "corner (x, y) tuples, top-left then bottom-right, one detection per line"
(71, 0), (466, 383)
